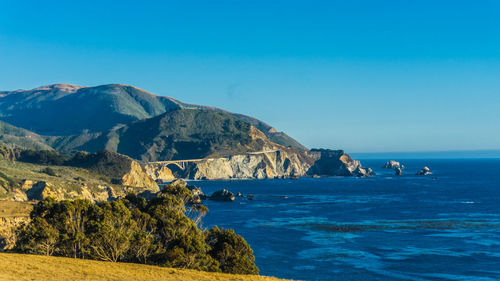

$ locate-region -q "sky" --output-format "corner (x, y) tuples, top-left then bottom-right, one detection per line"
(0, 0), (499, 153)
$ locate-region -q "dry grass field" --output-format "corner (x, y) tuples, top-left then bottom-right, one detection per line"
(0, 253), (289, 281)
(0, 200), (33, 218)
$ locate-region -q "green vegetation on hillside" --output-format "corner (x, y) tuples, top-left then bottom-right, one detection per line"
(14, 180), (259, 274)
(62, 109), (278, 161)
(0, 121), (52, 150)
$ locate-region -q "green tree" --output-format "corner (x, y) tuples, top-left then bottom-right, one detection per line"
(16, 217), (59, 256)
(89, 200), (137, 262)
(206, 226), (259, 275)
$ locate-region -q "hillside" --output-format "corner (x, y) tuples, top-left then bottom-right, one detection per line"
(0, 253), (287, 281)
(0, 84), (306, 150)
(0, 120), (52, 150)
(0, 84), (182, 135)
(56, 109), (282, 162)
(0, 146), (158, 202)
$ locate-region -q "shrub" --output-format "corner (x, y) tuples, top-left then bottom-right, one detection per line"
(19, 149), (65, 165)
(41, 167), (57, 177)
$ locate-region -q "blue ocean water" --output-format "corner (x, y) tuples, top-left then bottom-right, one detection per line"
(192, 159), (500, 281)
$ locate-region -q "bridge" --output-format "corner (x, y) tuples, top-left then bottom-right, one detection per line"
(147, 150), (280, 170)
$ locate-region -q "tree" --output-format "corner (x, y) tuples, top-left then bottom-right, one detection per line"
(14, 186), (260, 274)
(57, 199), (95, 258)
(16, 217), (59, 256)
(206, 226), (259, 275)
(89, 200), (137, 262)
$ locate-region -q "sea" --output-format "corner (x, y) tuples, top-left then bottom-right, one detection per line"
(189, 159), (500, 281)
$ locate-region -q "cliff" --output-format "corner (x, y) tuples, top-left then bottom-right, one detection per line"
(0, 148), (159, 203)
(144, 148), (371, 180)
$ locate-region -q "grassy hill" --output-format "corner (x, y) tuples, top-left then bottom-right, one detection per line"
(0, 253), (288, 281)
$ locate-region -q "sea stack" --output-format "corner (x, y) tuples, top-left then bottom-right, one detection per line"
(416, 166), (432, 175)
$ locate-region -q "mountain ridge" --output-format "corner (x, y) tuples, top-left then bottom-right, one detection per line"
(0, 84), (306, 151)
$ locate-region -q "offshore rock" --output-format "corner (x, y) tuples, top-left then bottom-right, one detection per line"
(394, 167), (403, 176)
(308, 149), (373, 177)
(417, 166), (432, 175)
(210, 189), (235, 201)
(384, 160), (404, 169)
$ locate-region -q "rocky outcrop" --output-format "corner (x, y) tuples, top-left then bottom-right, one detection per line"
(146, 149), (311, 180)
(144, 164), (175, 183)
(0, 216), (29, 250)
(210, 189), (235, 201)
(0, 202), (33, 250)
(145, 148), (372, 180)
(22, 180), (119, 202)
(417, 166), (432, 175)
(26, 181), (65, 201)
(307, 149), (374, 177)
(121, 161), (159, 190)
(394, 167), (403, 176)
(383, 160), (404, 169)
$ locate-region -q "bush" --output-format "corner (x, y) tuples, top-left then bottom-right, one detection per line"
(41, 167), (57, 177)
(19, 149), (65, 165)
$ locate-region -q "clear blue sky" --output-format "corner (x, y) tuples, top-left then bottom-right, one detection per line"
(1, 0), (499, 152)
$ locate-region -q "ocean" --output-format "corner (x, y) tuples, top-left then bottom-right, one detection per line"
(189, 159), (500, 280)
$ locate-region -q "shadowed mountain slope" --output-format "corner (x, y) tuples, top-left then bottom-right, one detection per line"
(57, 109), (280, 162)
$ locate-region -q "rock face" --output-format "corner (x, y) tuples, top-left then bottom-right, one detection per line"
(417, 166), (432, 175)
(307, 149), (373, 177)
(0, 201), (33, 250)
(145, 149), (372, 180)
(0, 216), (29, 250)
(384, 160), (404, 169)
(210, 189), (235, 201)
(26, 181), (64, 201)
(121, 161), (159, 190)
(146, 149), (310, 180)
(394, 167), (403, 176)
(144, 165), (175, 183)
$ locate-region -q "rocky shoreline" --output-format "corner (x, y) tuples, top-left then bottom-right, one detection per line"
(144, 149), (374, 181)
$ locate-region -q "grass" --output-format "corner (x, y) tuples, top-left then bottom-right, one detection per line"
(0, 201), (33, 218)
(0, 253), (289, 281)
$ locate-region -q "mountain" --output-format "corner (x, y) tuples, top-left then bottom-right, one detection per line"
(55, 108), (282, 162)
(0, 84), (181, 135)
(0, 84), (305, 150)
